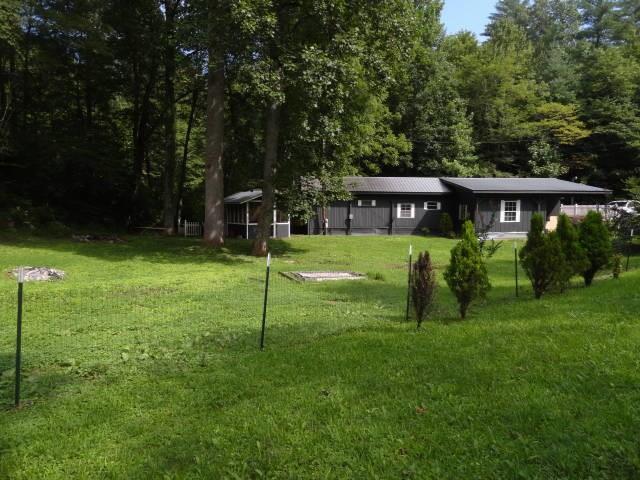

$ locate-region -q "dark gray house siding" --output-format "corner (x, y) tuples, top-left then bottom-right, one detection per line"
(474, 195), (564, 233)
(231, 176), (610, 237)
(311, 195), (455, 235)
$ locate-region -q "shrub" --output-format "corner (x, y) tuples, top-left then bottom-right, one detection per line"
(612, 253), (623, 279)
(520, 214), (567, 299)
(555, 213), (589, 291)
(411, 251), (436, 328)
(579, 211), (612, 286)
(444, 221), (490, 318)
(439, 212), (454, 237)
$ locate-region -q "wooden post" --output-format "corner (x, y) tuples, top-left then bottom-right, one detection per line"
(272, 209), (277, 238)
(245, 203), (250, 240)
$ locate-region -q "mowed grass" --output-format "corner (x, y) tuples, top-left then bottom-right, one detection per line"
(0, 233), (639, 479)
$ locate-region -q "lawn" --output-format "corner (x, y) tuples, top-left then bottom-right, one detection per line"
(0, 233), (639, 479)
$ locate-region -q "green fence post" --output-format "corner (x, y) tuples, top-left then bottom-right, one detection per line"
(626, 228), (634, 272)
(514, 242), (519, 297)
(405, 244), (412, 322)
(15, 268), (24, 408)
(260, 253), (271, 350)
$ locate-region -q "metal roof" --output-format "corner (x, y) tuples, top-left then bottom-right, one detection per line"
(441, 177), (611, 195)
(224, 189), (262, 204)
(343, 177), (451, 194)
(225, 177), (611, 202)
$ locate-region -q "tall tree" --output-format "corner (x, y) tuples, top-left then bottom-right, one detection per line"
(203, 0), (226, 246)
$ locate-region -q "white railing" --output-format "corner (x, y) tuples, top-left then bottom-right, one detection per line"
(560, 204), (610, 219)
(183, 220), (202, 237)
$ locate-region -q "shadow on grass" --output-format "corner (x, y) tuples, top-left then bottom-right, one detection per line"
(0, 235), (308, 266)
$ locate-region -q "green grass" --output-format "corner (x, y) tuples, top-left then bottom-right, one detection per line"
(0, 233), (639, 479)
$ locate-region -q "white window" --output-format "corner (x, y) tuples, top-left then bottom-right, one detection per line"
(357, 199), (376, 207)
(500, 200), (521, 223)
(397, 203), (415, 219)
(424, 201), (441, 211)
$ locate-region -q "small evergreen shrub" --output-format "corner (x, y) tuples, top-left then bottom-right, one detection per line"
(520, 214), (567, 299)
(579, 211), (612, 286)
(439, 212), (454, 237)
(555, 213), (589, 291)
(411, 251), (437, 328)
(444, 221), (490, 318)
(612, 253), (623, 279)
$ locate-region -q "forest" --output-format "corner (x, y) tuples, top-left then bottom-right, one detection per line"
(1, 0), (640, 251)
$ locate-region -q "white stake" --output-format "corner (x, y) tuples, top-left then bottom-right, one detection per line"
(267, 252), (271, 267)
(409, 244), (412, 256)
(17, 267), (25, 283)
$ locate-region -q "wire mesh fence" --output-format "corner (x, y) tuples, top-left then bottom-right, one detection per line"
(0, 241), (413, 407)
(3, 233), (635, 407)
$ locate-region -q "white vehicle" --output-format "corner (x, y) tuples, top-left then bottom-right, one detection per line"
(607, 200), (640, 215)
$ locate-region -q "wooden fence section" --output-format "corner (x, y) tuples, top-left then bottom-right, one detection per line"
(560, 204), (610, 219)
(183, 221), (203, 237)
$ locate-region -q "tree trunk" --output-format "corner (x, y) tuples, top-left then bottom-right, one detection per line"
(252, 100), (281, 256)
(175, 86), (199, 226)
(203, 44), (225, 247)
(130, 59), (157, 225)
(161, 0), (178, 234)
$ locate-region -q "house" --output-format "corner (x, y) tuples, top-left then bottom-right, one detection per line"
(223, 189), (290, 239)
(306, 177), (611, 235)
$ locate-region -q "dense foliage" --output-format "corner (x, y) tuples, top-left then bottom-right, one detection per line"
(444, 221), (490, 318)
(520, 213), (567, 298)
(1, 0), (639, 235)
(555, 213), (589, 290)
(579, 211), (613, 286)
(411, 250), (437, 328)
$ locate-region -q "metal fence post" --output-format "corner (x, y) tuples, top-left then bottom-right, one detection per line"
(514, 242), (519, 297)
(260, 252), (271, 350)
(627, 228), (634, 272)
(405, 244), (412, 322)
(15, 267), (24, 408)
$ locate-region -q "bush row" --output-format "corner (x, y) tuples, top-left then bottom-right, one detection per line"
(520, 211), (612, 298)
(410, 212), (617, 326)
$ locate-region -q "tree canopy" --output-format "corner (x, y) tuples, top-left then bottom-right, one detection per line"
(1, 0), (638, 235)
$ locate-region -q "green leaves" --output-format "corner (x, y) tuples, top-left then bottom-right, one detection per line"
(444, 221), (491, 318)
(579, 211), (612, 286)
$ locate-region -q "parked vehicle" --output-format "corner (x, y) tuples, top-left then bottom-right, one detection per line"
(607, 200), (640, 215)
